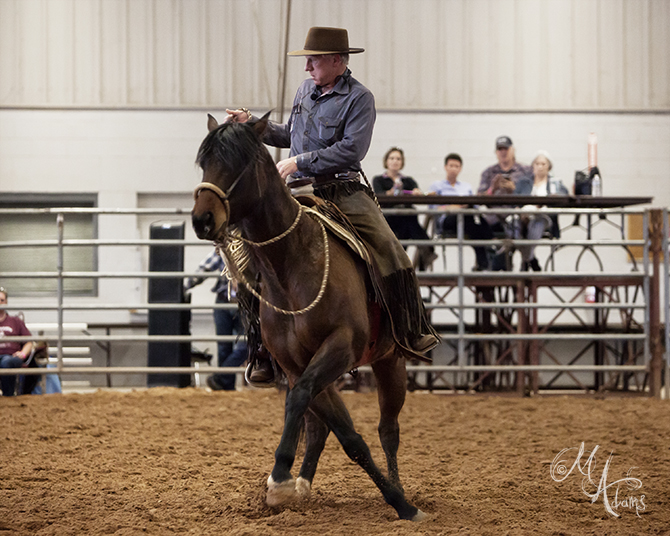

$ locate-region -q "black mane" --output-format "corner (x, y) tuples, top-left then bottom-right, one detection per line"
(195, 121), (262, 173)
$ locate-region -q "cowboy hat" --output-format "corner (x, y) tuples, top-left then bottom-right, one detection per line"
(288, 27), (364, 56)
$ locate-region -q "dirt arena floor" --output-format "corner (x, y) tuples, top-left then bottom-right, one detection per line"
(1, 387), (669, 535)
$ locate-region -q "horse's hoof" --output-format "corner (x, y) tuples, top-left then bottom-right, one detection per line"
(411, 509), (427, 522)
(295, 476), (311, 499)
(266, 476), (297, 507)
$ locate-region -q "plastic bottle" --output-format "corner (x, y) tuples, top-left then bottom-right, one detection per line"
(587, 132), (602, 196)
(393, 177), (403, 196)
(585, 286), (596, 303)
(591, 172), (602, 196)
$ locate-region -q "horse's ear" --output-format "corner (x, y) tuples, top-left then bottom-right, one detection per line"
(207, 114), (219, 132)
(251, 111), (272, 137)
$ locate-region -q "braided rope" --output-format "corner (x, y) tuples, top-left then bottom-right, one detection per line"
(236, 202), (304, 247)
(220, 210), (330, 316)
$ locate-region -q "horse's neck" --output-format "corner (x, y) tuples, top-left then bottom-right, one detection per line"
(239, 166), (301, 253)
(243, 178), (319, 290)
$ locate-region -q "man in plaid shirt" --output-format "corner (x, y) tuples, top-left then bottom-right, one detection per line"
(184, 249), (247, 391)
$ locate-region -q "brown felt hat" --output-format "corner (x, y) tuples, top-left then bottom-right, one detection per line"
(288, 27), (364, 56)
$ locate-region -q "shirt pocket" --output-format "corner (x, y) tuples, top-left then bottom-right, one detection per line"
(317, 116), (341, 143)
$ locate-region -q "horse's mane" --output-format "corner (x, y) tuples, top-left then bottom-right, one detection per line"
(195, 122), (264, 173)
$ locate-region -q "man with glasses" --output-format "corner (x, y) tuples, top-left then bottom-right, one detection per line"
(0, 287), (33, 396)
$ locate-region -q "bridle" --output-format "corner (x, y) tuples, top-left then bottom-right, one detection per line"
(193, 154), (258, 240)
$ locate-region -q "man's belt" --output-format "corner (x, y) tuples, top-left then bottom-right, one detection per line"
(287, 171), (360, 189)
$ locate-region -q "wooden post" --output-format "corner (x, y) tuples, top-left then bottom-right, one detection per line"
(648, 208), (663, 398)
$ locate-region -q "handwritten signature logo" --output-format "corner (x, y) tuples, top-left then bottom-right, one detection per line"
(550, 442), (646, 518)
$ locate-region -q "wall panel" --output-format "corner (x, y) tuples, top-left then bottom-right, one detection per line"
(73, 0), (101, 104)
(0, 0), (668, 111)
(649, 0), (670, 108)
(127, 0), (153, 105)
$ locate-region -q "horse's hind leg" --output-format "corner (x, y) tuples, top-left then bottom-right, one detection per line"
(309, 386), (424, 521)
(371, 354), (407, 490)
(296, 409), (330, 498)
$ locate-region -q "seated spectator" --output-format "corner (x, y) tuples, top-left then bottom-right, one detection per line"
(515, 150), (569, 271)
(478, 136), (534, 270)
(0, 286), (33, 396)
(479, 136), (533, 195)
(427, 153), (495, 271)
(373, 147), (437, 270)
(184, 250), (248, 391)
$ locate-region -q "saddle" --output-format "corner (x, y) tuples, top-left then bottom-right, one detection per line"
(294, 194), (370, 264)
(295, 195), (415, 366)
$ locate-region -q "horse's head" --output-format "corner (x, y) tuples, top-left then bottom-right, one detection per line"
(192, 113), (270, 241)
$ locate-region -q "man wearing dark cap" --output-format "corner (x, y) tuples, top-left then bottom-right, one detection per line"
(476, 136), (533, 270)
(226, 27), (439, 383)
(478, 136), (533, 195)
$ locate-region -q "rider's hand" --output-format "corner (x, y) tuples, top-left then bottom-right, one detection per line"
(276, 157), (298, 180)
(225, 108), (251, 124)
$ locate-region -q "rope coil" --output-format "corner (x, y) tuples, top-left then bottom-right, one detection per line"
(217, 209), (330, 316)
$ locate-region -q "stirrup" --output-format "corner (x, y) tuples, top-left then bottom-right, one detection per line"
(244, 362), (278, 389)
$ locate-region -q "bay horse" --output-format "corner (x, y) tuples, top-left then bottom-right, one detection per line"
(191, 114), (425, 521)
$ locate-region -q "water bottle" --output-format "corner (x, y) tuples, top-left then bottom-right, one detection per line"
(591, 173), (602, 196)
(393, 177), (403, 196)
(585, 286), (596, 303)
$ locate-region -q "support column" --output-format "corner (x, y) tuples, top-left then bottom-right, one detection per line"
(648, 209), (663, 398)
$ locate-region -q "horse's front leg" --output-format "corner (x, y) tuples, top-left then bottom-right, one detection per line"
(294, 409), (330, 499)
(266, 332), (353, 507)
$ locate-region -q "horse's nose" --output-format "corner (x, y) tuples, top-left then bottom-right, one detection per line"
(192, 211), (215, 239)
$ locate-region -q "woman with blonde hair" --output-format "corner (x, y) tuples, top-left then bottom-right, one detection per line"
(518, 150), (568, 271)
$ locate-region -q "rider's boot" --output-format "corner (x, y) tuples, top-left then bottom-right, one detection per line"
(245, 345), (276, 388)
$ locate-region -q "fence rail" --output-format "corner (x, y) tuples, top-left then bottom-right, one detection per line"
(0, 205), (667, 396)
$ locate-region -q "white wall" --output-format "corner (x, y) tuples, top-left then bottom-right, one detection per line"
(1, 0), (669, 111)
(2, 107), (667, 203)
(1, 108), (667, 324)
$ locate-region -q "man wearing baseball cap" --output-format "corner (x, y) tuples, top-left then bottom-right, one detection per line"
(226, 27), (439, 384)
(476, 136), (533, 270)
(478, 136), (533, 196)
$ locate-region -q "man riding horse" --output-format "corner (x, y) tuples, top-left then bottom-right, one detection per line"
(227, 27), (439, 384)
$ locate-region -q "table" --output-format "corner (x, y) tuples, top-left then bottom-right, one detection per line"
(377, 195), (653, 208)
(381, 194), (654, 271)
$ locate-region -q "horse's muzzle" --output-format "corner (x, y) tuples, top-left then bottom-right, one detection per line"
(192, 210), (216, 240)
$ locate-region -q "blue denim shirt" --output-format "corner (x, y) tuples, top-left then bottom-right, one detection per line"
(263, 69), (376, 177)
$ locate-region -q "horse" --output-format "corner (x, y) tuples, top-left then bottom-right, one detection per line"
(191, 114), (425, 522)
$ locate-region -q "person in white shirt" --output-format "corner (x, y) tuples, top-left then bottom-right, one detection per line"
(516, 150), (569, 271)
